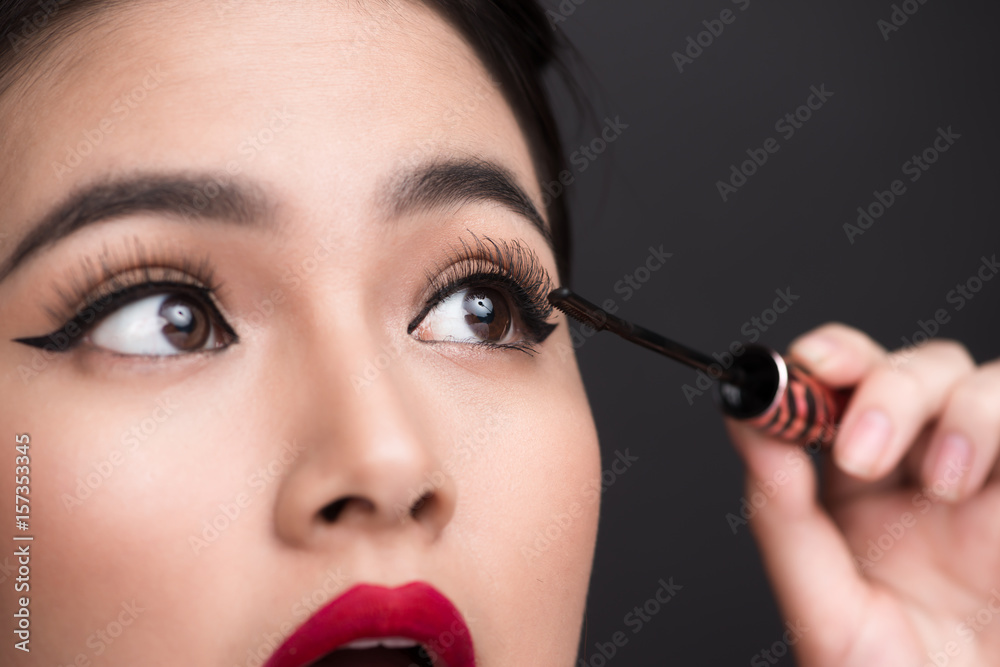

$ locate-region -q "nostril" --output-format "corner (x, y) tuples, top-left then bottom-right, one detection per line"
(410, 491), (433, 517)
(319, 498), (349, 522)
(318, 496), (378, 523)
(316, 492), (437, 524)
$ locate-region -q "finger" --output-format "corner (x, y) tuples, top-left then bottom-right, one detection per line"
(921, 360), (1000, 502)
(832, 340), (975, 481)
(725, 419), (871, 658)
(786, 324), (896, 499)
(787, 322), (888, 388)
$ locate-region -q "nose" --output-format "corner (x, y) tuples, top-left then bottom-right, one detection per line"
(272, 330), (456, 549)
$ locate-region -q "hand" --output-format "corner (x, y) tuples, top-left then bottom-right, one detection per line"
(725, 323), (1000, 667)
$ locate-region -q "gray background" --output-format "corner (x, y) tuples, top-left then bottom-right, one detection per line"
(545, 1), (1000, 665)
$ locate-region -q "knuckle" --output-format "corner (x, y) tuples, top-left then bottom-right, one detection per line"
(946, 371), (1000, 424)
(869, 364), (924, 403)
(811, 321), (856, 338)
(923, 339), (975, 367)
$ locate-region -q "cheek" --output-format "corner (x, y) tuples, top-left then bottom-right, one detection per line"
(0, 369), (259, 664)
(449, 351), (602, 663)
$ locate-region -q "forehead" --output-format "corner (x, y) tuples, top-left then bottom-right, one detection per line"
(0, 0), (540, 238)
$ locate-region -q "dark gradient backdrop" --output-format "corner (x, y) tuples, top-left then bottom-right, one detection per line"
(544, 1), (1000, 665)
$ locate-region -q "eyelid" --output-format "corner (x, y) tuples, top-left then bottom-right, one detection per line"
(17, 280), (237, 354)
(39, 237), (222, 328)
(16, 237), (233, 352)
(408, 231), (558, 352)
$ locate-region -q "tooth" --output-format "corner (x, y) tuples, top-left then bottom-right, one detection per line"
(340, 636), (419, 650)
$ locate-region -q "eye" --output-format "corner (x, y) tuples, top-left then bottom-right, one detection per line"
(89, 290), (234, 356)
(412, 285), (520, 346)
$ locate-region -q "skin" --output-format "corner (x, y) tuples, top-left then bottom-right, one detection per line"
(1, 3), (999, 667)
(727, 328), (1000, 666)
(0, 2), (602, 665)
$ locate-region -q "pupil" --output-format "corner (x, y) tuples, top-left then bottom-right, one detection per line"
(463, 288), (510, 342)
(468, 296), (494, 324)
(160, 295), (210, 350)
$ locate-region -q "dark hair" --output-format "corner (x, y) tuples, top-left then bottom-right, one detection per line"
(0, 0), (575, 283)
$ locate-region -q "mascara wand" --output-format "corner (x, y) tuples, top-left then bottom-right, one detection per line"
(548, 287), (850, 447)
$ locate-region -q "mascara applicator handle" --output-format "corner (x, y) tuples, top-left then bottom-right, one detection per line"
(714, 345), (851, 447)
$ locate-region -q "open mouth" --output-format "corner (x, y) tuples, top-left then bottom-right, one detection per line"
(308, 638), (436, 667)
(264, 582), (475, 667)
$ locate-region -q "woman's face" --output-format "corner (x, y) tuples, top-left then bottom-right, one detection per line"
(0, 1), (601, 665)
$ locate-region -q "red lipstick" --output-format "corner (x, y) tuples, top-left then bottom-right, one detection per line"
(263, 582), (475, 667)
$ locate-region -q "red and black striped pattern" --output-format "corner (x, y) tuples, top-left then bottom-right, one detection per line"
(745, 362), (848, 447)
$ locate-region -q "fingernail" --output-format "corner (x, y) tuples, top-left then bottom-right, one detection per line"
(792, 334), (837, 367)
(929, 434), (972, 502)
(839, 409), (892, 477)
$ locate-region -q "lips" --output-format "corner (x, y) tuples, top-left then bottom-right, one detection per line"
(263, 582), (475, 667)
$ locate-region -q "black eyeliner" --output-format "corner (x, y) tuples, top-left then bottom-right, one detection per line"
(13, 282), (237, 352)
(409, 231), (558, 354)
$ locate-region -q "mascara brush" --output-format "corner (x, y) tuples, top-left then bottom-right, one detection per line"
(548, 287), (850, 447)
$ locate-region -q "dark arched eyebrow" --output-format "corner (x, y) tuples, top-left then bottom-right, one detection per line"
(0, 158), (551, 283)
(0, 174), (274, 283)
(383, 158), (552, 247)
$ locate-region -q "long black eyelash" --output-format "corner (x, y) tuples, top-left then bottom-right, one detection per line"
(14, 237), (233, 352)
(408, 231), (558, 355)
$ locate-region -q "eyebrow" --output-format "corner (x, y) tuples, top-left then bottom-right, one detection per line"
(383, 158), (552, 247)
(0, 174), (272, 282)
(0, 159), (551, 283)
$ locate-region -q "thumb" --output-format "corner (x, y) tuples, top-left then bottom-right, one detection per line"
(725, 417), (872, 660)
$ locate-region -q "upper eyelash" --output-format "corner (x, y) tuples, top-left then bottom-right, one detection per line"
(407, 230), (558, 353)
(22, 231), (554, 355)
(16, 237), (229, 352)
(44, 236), (222, 328)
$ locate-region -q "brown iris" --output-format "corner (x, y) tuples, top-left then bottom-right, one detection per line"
(159, 295), (211, 351)
(462, 287), (512, 342)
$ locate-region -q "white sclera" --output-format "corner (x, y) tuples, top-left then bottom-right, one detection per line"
(90, 293), (216, 355)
